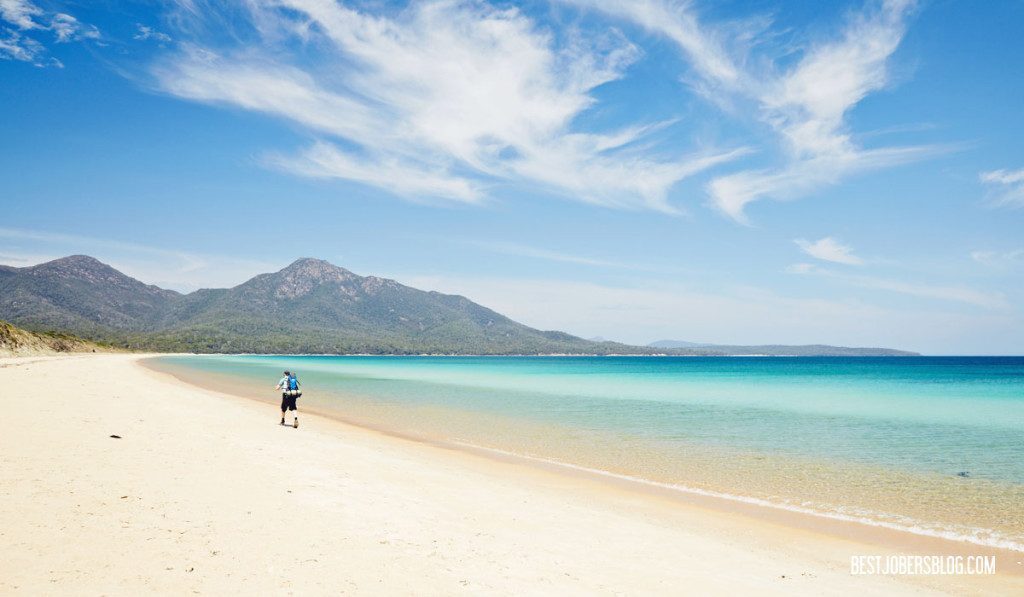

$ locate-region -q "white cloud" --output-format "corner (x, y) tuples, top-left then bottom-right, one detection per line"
(155, 51), (386, 143)
(980, 167), (1024, 209)
(706, 144), (949, 222)
(795, 237), (864, 265)
(0, 0), (43, 30)
(51, 13), (99, 43)
(0, 227), (203, 267)
(463, 240), (690, 273)
(152, 0), (745, 209)
(764, 0), (915, 156)
(0, 28), (41, 62)
(0, 227), (278, 292)
(784, 263), (816, 275)
(844, 275), (1008, 310)
(560, 0), (741, 87)
(785, 262), (1008, 310)
(0, 0), (98, 65)
(0, 0), (43, 63)
(972, 249), (1024, 268)
(570, 0), (945, 222)
(982, 168), (1024, 185)
(479, 242), (632, 268)
(270, 141), (485, 204)
(50, 13), (77, 42)
(391, 273), (1018, 353)
(395, 274), (853, 344)
(706, 0), (942, 221)
(134, 24), (172, 43)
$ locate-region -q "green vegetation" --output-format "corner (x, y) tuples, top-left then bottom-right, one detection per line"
(0, 320), (119, 355)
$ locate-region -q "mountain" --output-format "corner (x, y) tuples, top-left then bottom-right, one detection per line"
(0, 256), (648, 355)
(0, 255), (181, 334)
(150, 257), (625, 354)
(0, 256), (919, 356)
(647, 340), (918, 357)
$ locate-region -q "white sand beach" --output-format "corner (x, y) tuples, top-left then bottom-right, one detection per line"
(1, 353), (1020, 596)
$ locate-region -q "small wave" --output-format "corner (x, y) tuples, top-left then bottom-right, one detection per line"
(456, 441), (1024, 553)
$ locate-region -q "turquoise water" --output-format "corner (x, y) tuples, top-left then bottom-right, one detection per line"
(150, 355), (1024, 550)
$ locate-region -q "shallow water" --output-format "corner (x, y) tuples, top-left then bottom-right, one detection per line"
(150, 355), (1024, 550)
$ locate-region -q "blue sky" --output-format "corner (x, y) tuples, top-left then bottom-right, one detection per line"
(2, 0), (1022, 354)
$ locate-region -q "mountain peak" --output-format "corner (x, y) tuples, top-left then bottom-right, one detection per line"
(29, 255), (136, 285)
(36, 254), (109, 271)
(3, 255), (180, 331)
(272, 258), (358, 299)
(56, 254), (105, 265)
(282, 258), (352, 277)
(287, 257), (334, 268)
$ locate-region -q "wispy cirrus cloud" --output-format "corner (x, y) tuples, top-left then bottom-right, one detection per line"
(0, 0), (99, 66)
(50, 13), (95, 43)
(0, 226), (208, 271)
(570, 0), (949, 222)
(795, 237), (864, 265)
(706, 144), (945, 224)
(706, 0), (951, 221)
(0, 28), (39, 61)
(270, 141), (486, 204)
(0, 227), (278, 292)
(980, 167), (1024, 209)
(150, 0), (745, 209)
(560, 0), (742, 87)
(393, 272), (1017, 353)
(972, 249), (1024, 269)
(0, 0), (42, 30)
(463, 239), (690, 273)
(787, 263), (1007, 310)
(134, 24), (172, 44)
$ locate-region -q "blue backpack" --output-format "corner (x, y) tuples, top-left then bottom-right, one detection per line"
(285, 374), (301, 397)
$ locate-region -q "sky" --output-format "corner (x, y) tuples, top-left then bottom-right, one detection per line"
(1, 0), (1022, 355)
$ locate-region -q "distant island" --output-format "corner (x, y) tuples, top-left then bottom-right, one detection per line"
(647, 340), (917, 357)
(0, 255), (918, 356)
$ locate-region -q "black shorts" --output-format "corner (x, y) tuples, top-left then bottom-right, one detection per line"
(281, 394), (297, 412)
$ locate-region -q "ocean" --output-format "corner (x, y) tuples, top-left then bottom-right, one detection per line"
(148, 355), (1024, 551)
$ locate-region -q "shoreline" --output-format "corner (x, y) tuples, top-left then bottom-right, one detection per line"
(147, 354), (1024, 558)
(3, 353), (1021, 595)
(147, 356), (1024, 582)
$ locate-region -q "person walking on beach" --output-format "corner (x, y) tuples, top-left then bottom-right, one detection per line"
(275, 370), (301, 428)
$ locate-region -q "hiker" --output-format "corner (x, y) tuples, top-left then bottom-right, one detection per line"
(275, 370), (301, 428)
